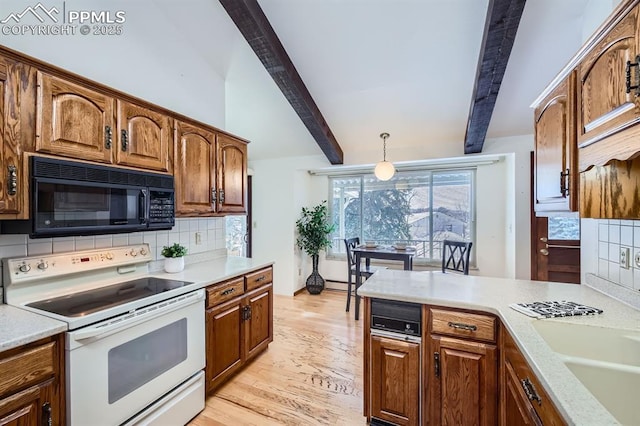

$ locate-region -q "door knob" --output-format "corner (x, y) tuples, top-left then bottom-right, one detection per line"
(540, 248), (549, 256)
(540, 237), (548, 242)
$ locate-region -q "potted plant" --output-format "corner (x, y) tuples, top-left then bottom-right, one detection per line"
(295, 200), (335, 294)
(161, 243), (187, 273)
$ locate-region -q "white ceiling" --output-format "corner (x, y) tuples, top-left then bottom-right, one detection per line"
(0, 0), (614, 164)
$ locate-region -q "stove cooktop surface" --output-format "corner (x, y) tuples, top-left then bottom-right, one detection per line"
(510, 300), (603, 319)
(26, 277), (194, 318)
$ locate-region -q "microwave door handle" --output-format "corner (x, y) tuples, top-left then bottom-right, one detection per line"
(139, 189), (148, 225)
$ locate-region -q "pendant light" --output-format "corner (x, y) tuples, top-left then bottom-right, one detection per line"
(374, 132), (395, 181)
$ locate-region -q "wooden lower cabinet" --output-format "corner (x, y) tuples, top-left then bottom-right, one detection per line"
(0, 335), (64, 426)
(205, 267), (273, 393)
(370, 335), (420, 426)
(501, 328), (565, 426)
(428, 335), (498, 426)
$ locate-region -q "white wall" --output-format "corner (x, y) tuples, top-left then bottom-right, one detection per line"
(0, 0), (226, 127)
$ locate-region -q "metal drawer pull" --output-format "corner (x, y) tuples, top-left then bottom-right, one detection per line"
(255, 275), (266, 282)
(7, 165), (17, 196)
(220, 287), (236, 296)
(521, 378), (542, 405)
(448, 321), (477, 331)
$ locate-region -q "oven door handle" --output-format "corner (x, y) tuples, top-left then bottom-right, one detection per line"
(70, 289), (204, 342)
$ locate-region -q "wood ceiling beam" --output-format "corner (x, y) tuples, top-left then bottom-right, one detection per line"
(219, 0), (344, 164)
(464, 0), (527, 154)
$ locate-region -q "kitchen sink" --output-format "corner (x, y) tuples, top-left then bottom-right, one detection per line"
(532, 320), (640, 366)
(532, 320), (640, 425)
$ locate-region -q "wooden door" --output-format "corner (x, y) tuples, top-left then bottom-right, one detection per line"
(217, 133), (247, 214)
(36, 71), (114, 164)
(174, 121), (216, 215)
(244, 284), (273, 362)
(532, 217), (580, 283)
(577, 5), (640, 148)
(429, 336), (497, 426)
(116, 101), (170, 172)
(502, 359), (543, 426)
(534, 74), (577, 212)
(205, 297), (243, 393)
(370, 335), (420, 426)
(0, 383), (48, 426)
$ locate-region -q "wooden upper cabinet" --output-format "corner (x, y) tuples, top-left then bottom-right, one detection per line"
(0, 56), (35, 218)
(116, 101), (171, 172)
(216, 133), (247, 214)
(534, 73), (577, 212)
(577, 3), (640, 169)
(174, 120), (216, 215)
(36, 71), (114, 164)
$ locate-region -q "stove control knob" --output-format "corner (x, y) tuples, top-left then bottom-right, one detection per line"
(105, 252), (114, 260)
(37, 261), (48, 270)
(129, 249), (138, 257)
(139, 247), (148, 256)
(18, 263), (31, 273)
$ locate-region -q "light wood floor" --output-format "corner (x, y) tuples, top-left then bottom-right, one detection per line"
(189, 289), (367, 426)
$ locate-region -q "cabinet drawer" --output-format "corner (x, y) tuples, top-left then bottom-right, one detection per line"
(503, 330), (565, 425)
(430, 308), (496, 342)
(206, 277), (244, 308)
(245, 267), (273, 291)
(0, 341), (56, 397)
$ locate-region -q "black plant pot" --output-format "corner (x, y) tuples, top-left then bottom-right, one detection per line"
(305, 254), (325, 295)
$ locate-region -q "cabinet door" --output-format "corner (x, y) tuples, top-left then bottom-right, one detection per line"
(0, 57), (31, 217)
(116, 101), (170, 172)
(503, 359), (543, 426)
(175, 121), (216, 215)
(370, 335), (420, 426)
(577, 5), (639, 149)
(429, 336), (497, 426)
(244, 284), (273, 362)
(534, 74), (577, 212)
(36, 71), (114, 163)
(206, 297), (243, 393)
(216, 133), (247, 214)
(0, 383), (47, 426)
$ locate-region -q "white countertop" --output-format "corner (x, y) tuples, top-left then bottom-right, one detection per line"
(358, 270), (640, 426)
(0, 255), (274, 353)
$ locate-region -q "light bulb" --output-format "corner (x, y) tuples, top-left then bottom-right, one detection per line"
(374, 161), (395, 181)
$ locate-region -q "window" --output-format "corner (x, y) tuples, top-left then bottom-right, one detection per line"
(329, 169), (475, 264)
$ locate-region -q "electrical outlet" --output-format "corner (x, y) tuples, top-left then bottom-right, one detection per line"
(620, 247), (630, 269)
(195, 232), (202, 245)
(635, 251), (640, 267)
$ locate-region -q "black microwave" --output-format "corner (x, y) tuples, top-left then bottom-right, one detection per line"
(2, 156), (175, 238)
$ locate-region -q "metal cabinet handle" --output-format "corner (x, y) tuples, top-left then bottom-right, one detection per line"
(521, 378), (542, 405)
(626, 55), (640, 95)
(42, 402), (52, 426)
(560, 169), (570, 197)
(121, 129), (128, 152)
(241, 305), (252, 321)
(434, 352), (440, 378)
(211, 188), (216, 205)
(7, 165), (17, 196)
(255, 275), (266, 282)
(219, 189), (225, 205)
(448, 321), (478, 332)
(105, 125), (112, 149)
(221, 287), (235, 296)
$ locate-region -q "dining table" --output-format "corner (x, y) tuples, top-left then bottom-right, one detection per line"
(353, 244), (415, 320)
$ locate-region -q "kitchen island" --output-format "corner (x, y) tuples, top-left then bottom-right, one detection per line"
(358, 269), (638, 425)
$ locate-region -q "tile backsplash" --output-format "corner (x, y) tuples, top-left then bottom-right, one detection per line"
(0, 217), (226, 296)
(594, 219), (640, 291)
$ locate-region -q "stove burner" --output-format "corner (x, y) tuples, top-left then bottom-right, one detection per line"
(27, 277), (193, 318)
(510, 300), (603, 319)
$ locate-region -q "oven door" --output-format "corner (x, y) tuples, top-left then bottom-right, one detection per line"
(33, 177), (148, 237)
(66, 290), (205, 426)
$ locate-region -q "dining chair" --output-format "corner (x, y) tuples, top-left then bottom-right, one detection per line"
(344, 237), (386, 312)
(441, 240), (472, 275)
